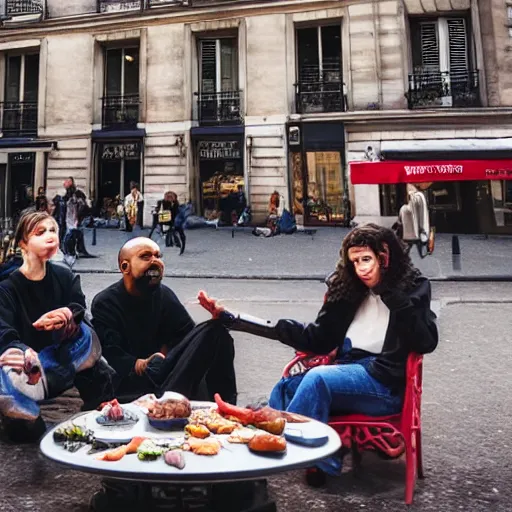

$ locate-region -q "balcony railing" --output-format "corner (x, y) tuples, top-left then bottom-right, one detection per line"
(407, 70), (481, 109)
(0, 102), (38, 137)
(3, 0), (45, 21)
(97, 0), (143, 13)
(195, 90), (243, 126)
(101, 94), (139, 129)
(295, 81), (347, 114)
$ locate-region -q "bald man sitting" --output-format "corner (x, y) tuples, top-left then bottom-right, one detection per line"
(91, 238), (237, 403)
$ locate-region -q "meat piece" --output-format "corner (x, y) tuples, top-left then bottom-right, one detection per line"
(164, 451), (186, 469)
(185, 424), (211, 439)
(183, 437), (222, 456)
(248, 433), (286, 453)
(227, 427), (257, 444)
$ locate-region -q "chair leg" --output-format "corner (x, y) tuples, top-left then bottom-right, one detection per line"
(416, 429), (425, 479)
(404, 436), (416, 505)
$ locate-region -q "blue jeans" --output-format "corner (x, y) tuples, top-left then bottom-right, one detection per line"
(269, 357), (403, 476)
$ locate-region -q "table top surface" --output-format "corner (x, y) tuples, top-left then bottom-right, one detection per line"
(40, 400), (341, 484)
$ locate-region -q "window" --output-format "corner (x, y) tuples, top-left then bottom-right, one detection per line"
(2, 53), (39, 136)
(295, 24), (344, 113)
(102, 47), (139, 128)
(199, 38), (238, 94)
(296, 25), (341, 84)
(196, 37), (241, 125)
(408, 17), (479, 108)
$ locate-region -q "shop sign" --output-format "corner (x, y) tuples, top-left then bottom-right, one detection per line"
(198, 141), (241, 160)
(10, 153), (35, 164)
(102, 143), (141, 161)
(99, 0), (141, 13)
(350, 160), (512, 184)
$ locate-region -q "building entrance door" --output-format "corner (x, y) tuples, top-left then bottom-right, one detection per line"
(9, 153), (35, 217)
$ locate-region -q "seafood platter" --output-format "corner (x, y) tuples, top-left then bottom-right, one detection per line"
(40, 392), (341, 481)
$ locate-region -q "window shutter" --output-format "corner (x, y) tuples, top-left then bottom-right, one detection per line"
(447, 18), (468, 77)
(200, 40), (217, 93)
(420, 22), (440, 71)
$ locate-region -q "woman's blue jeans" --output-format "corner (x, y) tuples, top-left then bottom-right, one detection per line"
(268, 358), (403, 476)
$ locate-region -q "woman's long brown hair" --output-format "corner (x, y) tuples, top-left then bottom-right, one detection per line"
(325, 223), (421, 304)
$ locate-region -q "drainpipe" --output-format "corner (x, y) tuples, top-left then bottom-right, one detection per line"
(372, 0), (383, 108)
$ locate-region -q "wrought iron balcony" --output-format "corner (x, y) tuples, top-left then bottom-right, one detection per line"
(97, 0), (143, 13)
(407, 70), (481, 109)
(4, 0), (45, 19)
(101, 94), (139, 130)
(295, 81), (347, 114)
(195, 90), (243, 126)
(0, 102), (38, 137)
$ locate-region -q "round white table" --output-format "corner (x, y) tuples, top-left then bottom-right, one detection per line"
(39, 402), (342, 510)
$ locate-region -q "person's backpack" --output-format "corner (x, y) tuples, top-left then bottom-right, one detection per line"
(277, 209), (297, 235)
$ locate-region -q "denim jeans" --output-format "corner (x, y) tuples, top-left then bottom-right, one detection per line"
(268, 357), (403, 476)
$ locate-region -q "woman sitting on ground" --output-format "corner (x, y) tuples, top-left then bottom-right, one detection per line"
(0, 211), (114, 442)
(200, 223), (438, 485)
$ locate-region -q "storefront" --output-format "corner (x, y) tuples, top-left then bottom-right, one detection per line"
(191, 128), (245, 222)
(287, 121), (347, 226)
(350, 150), (512, 234)
(92, 132), (143, 220)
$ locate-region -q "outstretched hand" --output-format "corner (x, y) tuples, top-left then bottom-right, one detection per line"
(197, 290), (225, 319)
(33, 307), (73, 332)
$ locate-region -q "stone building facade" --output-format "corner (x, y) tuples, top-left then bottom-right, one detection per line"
(0, 0), (511, 232)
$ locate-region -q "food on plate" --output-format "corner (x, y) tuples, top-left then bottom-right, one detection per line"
(153, 438), (185, 451)
(96, 436), (146, 462)
(147, 396), (191, 420)
(87, 439), (124, 455)
(164, 450), (186, 470)
(227, 427), (257, 444)
(137, 439), (165, 461)
(183, 437), (222, 456)
(96, 399), (138, 427)
(214, 394), (287, 435)
(248, 433), (287, 453)
(188, 408), (239, 434)
(53, 424), (93, 444)
(185, 423), (210, 439)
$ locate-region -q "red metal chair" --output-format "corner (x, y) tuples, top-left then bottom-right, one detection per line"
(282, 352), (424, 505)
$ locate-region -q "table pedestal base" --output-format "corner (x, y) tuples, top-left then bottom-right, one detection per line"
(90, 479), (277, 512)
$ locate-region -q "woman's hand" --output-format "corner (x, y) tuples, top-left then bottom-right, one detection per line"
(33, 307), (73, 332)
(0, 348), (25, 371)
(197, 291), (226, 319)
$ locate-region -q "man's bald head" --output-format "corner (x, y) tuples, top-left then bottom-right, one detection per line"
(118, 237), (161, 268)
(118, 237), (164, 295)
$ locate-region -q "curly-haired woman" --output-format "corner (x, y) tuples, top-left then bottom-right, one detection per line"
(199, 223), (438, 485)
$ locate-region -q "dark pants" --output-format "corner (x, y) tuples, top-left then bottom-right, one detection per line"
(117, 321), (237, 404)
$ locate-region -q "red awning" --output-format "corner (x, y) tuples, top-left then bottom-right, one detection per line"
(350, 160), (512, 184)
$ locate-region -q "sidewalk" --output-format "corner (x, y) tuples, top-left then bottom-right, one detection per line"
(74, 226), (512, 280)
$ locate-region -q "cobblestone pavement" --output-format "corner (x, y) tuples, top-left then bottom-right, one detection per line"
(71, 226), (512, 280)
(1, 280), (511, 511)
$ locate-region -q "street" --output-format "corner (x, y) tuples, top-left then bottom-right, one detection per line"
(1, 274), (511, 511)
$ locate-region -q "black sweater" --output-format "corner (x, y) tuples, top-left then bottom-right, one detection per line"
(271, 276), (438, 390)
(0, 263), (86, 354)
(91, 281), (195, 379)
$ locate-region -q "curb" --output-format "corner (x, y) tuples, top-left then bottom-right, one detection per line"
(71, 269), (512, 282)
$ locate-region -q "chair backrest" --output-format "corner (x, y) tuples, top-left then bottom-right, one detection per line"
(399, 352), (423, 434)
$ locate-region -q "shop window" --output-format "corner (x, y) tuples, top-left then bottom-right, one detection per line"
(2, 52), (39, 137)
(491, 180), (512, 227)
(304, 151), (343, 224)
(102, 46), (140, 129)
(295, 24), (345, 113)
